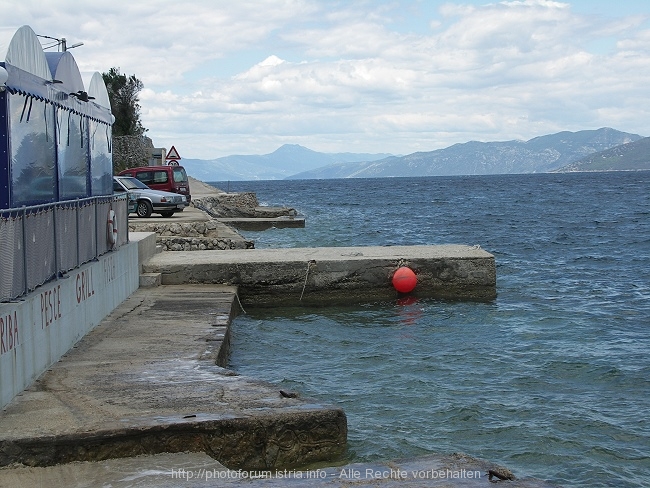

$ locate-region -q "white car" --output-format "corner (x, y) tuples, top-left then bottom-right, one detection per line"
(113, 176), (187, 218)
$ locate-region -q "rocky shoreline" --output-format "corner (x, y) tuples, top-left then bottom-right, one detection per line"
(189, 176), (296, 219)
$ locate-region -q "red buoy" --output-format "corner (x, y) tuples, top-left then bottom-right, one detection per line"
(392, 266), (417, 293)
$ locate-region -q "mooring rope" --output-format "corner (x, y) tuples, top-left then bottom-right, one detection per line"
(235, 292), (247, 314)
(300, 260), (316, 301)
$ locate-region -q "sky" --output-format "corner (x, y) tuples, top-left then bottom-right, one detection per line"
(2, 0), (650, 159)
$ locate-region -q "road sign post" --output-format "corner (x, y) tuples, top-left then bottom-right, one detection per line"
(165, 146), (181, 165)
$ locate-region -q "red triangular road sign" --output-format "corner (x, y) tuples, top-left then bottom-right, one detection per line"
(166, 146), (181, 160)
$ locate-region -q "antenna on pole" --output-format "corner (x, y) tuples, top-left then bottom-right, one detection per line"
(37, 34), (84, 52)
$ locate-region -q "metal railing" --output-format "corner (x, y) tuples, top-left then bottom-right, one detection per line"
(0, 195), (128, 302)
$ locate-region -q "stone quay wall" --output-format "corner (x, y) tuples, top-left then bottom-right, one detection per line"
(127, 221), (253, 251)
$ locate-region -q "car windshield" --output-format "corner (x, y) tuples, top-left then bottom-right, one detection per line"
(173, 167), (187, 183)
(119, 177), (150, 190)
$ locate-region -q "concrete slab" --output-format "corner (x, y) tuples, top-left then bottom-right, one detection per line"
(217, 216), (306, 230)
(142, 245), (497, 306)
(0, 285), (346, 470)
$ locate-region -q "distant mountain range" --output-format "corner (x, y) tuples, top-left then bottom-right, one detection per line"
(180, 145), (392, 181)
(179, 128), (647, 181)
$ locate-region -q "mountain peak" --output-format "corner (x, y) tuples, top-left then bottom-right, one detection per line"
(271, 144), (316, 155)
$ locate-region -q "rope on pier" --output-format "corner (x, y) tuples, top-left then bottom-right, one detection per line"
(235, 292), (247, 314)
(300, 260), (317, 301)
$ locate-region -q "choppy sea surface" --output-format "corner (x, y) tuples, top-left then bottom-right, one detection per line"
(214, 172), (650, 487)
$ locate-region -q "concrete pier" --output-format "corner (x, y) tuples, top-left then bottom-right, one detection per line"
(0, 285), (346, 470)
(216, 215), (306, 230)
(143, 244), (496, 306)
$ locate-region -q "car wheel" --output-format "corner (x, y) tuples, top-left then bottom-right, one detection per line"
(136, 200), (153, 218)
(160, 211), (174, 218)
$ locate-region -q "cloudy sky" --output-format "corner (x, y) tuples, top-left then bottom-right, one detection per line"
(3, 1), (649, 159)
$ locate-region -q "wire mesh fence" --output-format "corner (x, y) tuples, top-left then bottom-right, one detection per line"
(0, 195), (128, 302)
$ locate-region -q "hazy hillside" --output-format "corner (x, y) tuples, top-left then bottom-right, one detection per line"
(556, 136), (650, 172)
(178, 128), (645, 181)
(288, 128), (642, 179)
(180, 144), (392, 181)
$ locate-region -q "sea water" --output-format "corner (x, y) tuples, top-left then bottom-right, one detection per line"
(218, 172), (650, 487)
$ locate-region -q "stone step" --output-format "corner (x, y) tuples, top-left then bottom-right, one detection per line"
(139, 272), (161, 288)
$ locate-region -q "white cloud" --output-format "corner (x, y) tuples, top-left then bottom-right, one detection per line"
(2, 0), (649, 159)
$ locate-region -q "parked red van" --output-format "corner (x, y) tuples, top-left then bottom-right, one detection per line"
(118, 165), (191, 202)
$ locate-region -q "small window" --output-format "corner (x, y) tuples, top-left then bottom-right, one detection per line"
(135, 171), (154, 185)
(153, 171), (168, 183)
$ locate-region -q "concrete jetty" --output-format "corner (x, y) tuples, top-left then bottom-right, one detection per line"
(0, 285), (346, 470)
(216, 215), (306, 230)
(142, 244), (496, 306)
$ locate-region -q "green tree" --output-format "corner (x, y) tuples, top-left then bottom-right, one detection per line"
(102, 67), (146, 137)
